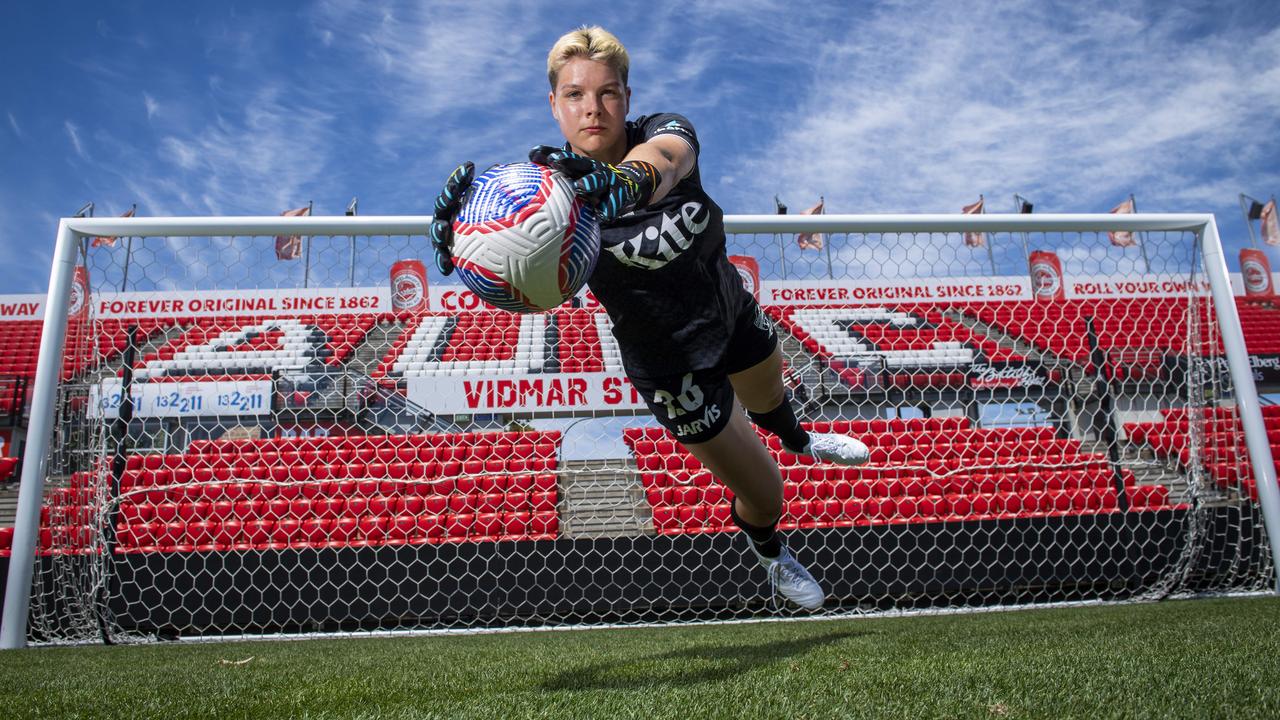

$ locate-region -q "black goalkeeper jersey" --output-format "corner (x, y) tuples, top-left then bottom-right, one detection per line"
(586, 113), (753, 379)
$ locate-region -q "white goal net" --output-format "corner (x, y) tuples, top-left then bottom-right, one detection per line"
(3, 213), (1277, 645)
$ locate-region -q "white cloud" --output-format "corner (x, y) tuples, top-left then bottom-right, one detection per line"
(138, 84), (339, 214)
(313, 0), (545, 127)
(159, 137), (197, 169)
(742, 1), (1280, 219)
(7, 112), (20, 138)
(64, 120), (87, 160)
(143, 93), (159, 120)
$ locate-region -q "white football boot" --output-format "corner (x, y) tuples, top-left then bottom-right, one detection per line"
(749, 543), (826, 610)
(789, 433), (870, 466)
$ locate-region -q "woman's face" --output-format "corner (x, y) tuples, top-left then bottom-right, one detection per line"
(549, 57), (630, 160)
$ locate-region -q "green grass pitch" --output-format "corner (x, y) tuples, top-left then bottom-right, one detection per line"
(2, 596), (1278, 719)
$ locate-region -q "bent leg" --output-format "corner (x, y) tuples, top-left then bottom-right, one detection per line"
(729, 345), (812, 453)
(728, 343), (787, 414)
(686, 400), (827, 609)
(683, 401), (783, 528)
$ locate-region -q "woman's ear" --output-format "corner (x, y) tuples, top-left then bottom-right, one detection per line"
(548, 90), (559, 121)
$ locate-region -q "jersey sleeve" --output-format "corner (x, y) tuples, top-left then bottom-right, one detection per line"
(635, 113), (700, 157)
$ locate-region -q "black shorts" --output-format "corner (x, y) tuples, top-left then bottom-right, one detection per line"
(627, 300), (778, 445)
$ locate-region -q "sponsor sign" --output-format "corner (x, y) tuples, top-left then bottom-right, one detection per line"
(1240, 249), (1274, 297)
(1028, 251), (1065, 301)
(969, 363), (1044, 390)
(94, 287), (390, 319)
(1250, 354), (1280, 384)
(729, 255), (761, 300)
(1064, 276), (1213, 300)
(1183, 354), (1280, 386)
(89, 379), (273, 419)
(433, 284), (604, 312)
(390, 259), (429, 312)
(406, 372), (647, 414)
(0, 294), (43, 320)
(70, 266), (90, 320)
(762, 277), (1031, 306)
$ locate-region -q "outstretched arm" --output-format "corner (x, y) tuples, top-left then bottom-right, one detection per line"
(529, 132), (697, 221)
(621, 134), (695, 205)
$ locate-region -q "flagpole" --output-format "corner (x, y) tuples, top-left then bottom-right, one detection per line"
(1013, 194), (1032, 268)
(1130, 194), (1152, 273)
(302, 200), (314, 289)
(820, 196), (834, 279)
(980, 195), (996, 275)
(120, 203), (137, 292)
(774, 195), (789, 280)
(76, 202), (93, 270)
(346, 197), (358, 287)
(1240, 194), (1261, 249)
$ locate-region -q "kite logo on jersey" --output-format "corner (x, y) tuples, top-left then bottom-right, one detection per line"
(605, 201), (710, 270)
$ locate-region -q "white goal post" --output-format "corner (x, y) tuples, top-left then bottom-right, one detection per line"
(2, 212), (1278, 648)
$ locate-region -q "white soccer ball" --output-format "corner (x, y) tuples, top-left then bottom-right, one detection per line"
(451, 162), (600, 313)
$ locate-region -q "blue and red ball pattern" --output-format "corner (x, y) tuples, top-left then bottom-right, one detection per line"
(452, 163), (599, 313)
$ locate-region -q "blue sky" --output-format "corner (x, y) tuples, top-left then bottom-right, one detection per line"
(1, 0), (1278, 294)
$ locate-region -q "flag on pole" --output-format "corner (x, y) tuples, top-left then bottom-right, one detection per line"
(1246, 198), (1265, 220)
(1015, 195), (1034, 214)
(91, 207), (136, 247)
(275, 206), (311, 260)
(1108, 197), (1136, 247)
(1263, 199), (1280, 247)
(795, 198), (825, 250)
(962, 196), (985, 248)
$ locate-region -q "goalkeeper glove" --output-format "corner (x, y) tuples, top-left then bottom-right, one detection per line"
(529, 145), (661, 222)
(428, 161), (475, 276)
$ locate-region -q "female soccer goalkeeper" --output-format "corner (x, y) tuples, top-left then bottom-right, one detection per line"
(429, 26), (869, 609)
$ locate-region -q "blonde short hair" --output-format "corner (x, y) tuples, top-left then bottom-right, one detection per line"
(547, 26), (629, 89)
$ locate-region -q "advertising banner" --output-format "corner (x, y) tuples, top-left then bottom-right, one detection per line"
(94, 287), (390, 319)
(1240, 248), (1274, 297)
(728, 255), (761, 300)
(1028, 251), (1065, 301)
(406, 372), (646, 414)
(0, 294), (43, 321)
(761, 277), (1031, 306)
(968, 363), (1046, 390)
(390, 259), (430, 312)
(89, 379), (273, 419)
(70, 266), (90, 321)
(1063, 275), (1213, 299)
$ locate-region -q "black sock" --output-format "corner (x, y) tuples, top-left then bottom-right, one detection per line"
(730, 499), (783, 559)
(748, 396), (811, 454)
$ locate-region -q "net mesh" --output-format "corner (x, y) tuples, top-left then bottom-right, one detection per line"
(16, 223), (1276, 644)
